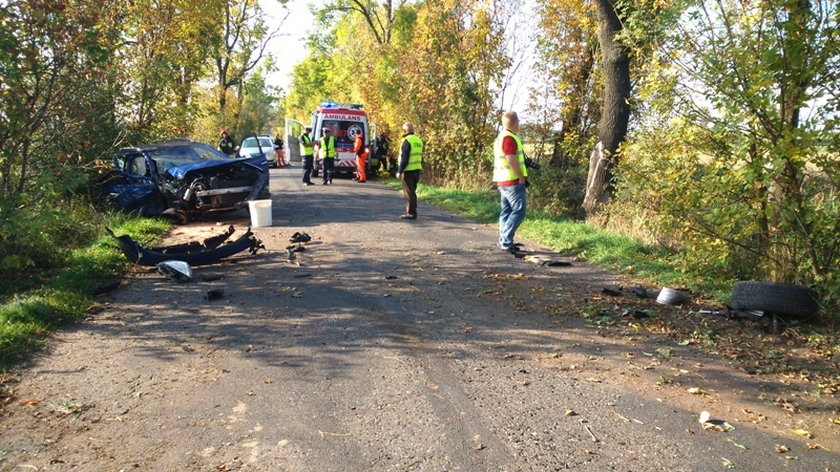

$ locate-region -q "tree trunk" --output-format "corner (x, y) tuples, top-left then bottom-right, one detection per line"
(581, 0), (631, 218)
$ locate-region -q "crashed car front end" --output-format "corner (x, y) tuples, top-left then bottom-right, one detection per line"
(161, 158), (270, 216)
(105, 140), (270, 223)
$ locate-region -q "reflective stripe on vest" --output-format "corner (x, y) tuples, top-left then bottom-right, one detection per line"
(492, 130), (527, 182)
(319, 136), (336, 158)
(402, 134), (423, 171)
(300, 134), (313, 156)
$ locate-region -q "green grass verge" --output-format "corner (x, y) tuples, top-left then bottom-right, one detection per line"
(383, 177), (729, 299)
(0, 215), (170, 369)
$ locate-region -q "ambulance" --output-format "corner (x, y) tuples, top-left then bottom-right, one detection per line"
(284, 100), (378, 177)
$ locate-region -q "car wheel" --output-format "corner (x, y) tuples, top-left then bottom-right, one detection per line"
(730, 281), (819, 317)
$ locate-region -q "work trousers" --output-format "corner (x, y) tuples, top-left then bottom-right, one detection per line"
(302, 156), (313, 183)
(401, 170), (421, 217)
(498, 183), (527, 249)
(355, 153), (367, 182)
(322, 158), (335, 183)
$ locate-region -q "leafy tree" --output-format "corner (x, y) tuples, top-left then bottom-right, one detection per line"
(617, 0), (840, 299)
(0, 1), (122, 273)
(120, 0), (224, 140)
(238, 62), (284, 135)
(396, 0), (510, 185)
(213, 0), (285, 136)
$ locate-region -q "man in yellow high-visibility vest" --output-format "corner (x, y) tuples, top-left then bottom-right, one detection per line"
(318, 128), (337, 185)
(396, 122), (423, 219)
(300, 126), (314, 186)
(493, 111), (528, 254)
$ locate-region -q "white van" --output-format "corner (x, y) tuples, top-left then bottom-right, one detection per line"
(285, 101), (379, 176)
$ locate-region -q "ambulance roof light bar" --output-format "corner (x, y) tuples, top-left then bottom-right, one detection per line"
(320, 100), (364, 110)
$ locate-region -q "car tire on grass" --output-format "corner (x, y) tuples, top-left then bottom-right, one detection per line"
(730, 281), (819, 318)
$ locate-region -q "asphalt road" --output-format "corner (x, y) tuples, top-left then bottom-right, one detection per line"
(1, 166), (837, 471)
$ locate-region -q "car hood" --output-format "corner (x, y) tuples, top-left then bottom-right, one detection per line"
(165, 156), (266, 180)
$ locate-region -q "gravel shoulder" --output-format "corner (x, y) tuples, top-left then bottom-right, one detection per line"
(1, 167), (837, 471)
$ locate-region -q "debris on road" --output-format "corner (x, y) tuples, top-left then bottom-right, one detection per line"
(601, 287), (622, 297)
(523, 255), (572, 267)
(290, 231), (312, 243)
(620, 309), (650, 319)
(656, 287), (690, 305)
(108, 225), (263, 266)
(205, 289), (224, 301)
(156, 260), (194, 282)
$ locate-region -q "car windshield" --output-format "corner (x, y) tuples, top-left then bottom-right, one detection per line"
(146, 143), (230, 175)
(242, 137), (273, 150)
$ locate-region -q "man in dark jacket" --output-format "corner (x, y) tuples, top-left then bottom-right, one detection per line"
(218, 129), (236, 156)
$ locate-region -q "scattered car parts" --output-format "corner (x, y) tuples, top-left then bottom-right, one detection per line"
(156, 261), (194, 282)
(107, 225), (264, 266)
(656, 287), (690, 305)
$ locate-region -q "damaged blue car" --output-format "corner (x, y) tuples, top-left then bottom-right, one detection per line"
(103, 139), (270, 223)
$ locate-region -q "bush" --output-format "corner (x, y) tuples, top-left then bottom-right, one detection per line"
(613, 122), (840, 312)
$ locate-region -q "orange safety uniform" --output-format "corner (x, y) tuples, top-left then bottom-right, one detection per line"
(354, 134), (368, 183)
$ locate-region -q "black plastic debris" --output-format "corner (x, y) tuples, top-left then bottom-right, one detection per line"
(107, 226), (263, 266)
(200, 274), (224, 282)
(602, 287), (622, 297)
(290, 232), (311, 243)
(633, 287), (648, 298)
(543, 260), (572, 267)
(385, 275), (399, 280)
(620, 309), (651, 319)
(205, 289), (224, 301)
(293, 273), (313, 278)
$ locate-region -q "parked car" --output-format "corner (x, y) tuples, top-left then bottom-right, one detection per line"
(239, 134), (278, 167)
(104, 139), (270, 223)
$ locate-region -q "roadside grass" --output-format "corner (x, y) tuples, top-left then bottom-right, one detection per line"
(383, 178), (729, 299)
(0, 215), (169, 369)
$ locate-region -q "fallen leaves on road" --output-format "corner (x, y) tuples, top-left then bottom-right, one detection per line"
(687, 387), (705, 395)
(725, 438), (748, 450)
(792, 428), (813, 439)
(775, 444), (790, 453)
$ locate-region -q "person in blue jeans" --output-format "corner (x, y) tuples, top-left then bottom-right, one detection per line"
(492, 111), (528, 254)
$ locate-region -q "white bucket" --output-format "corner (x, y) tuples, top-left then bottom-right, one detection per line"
(248, 199), (272, 227)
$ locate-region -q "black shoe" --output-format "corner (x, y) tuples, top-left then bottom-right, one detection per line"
(322, 182), (328, 185)
(502, 245), (520, 255)
(399, 214), (416, 220)
(512, 242), (524, 248)
(304, 182), (315, 186)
